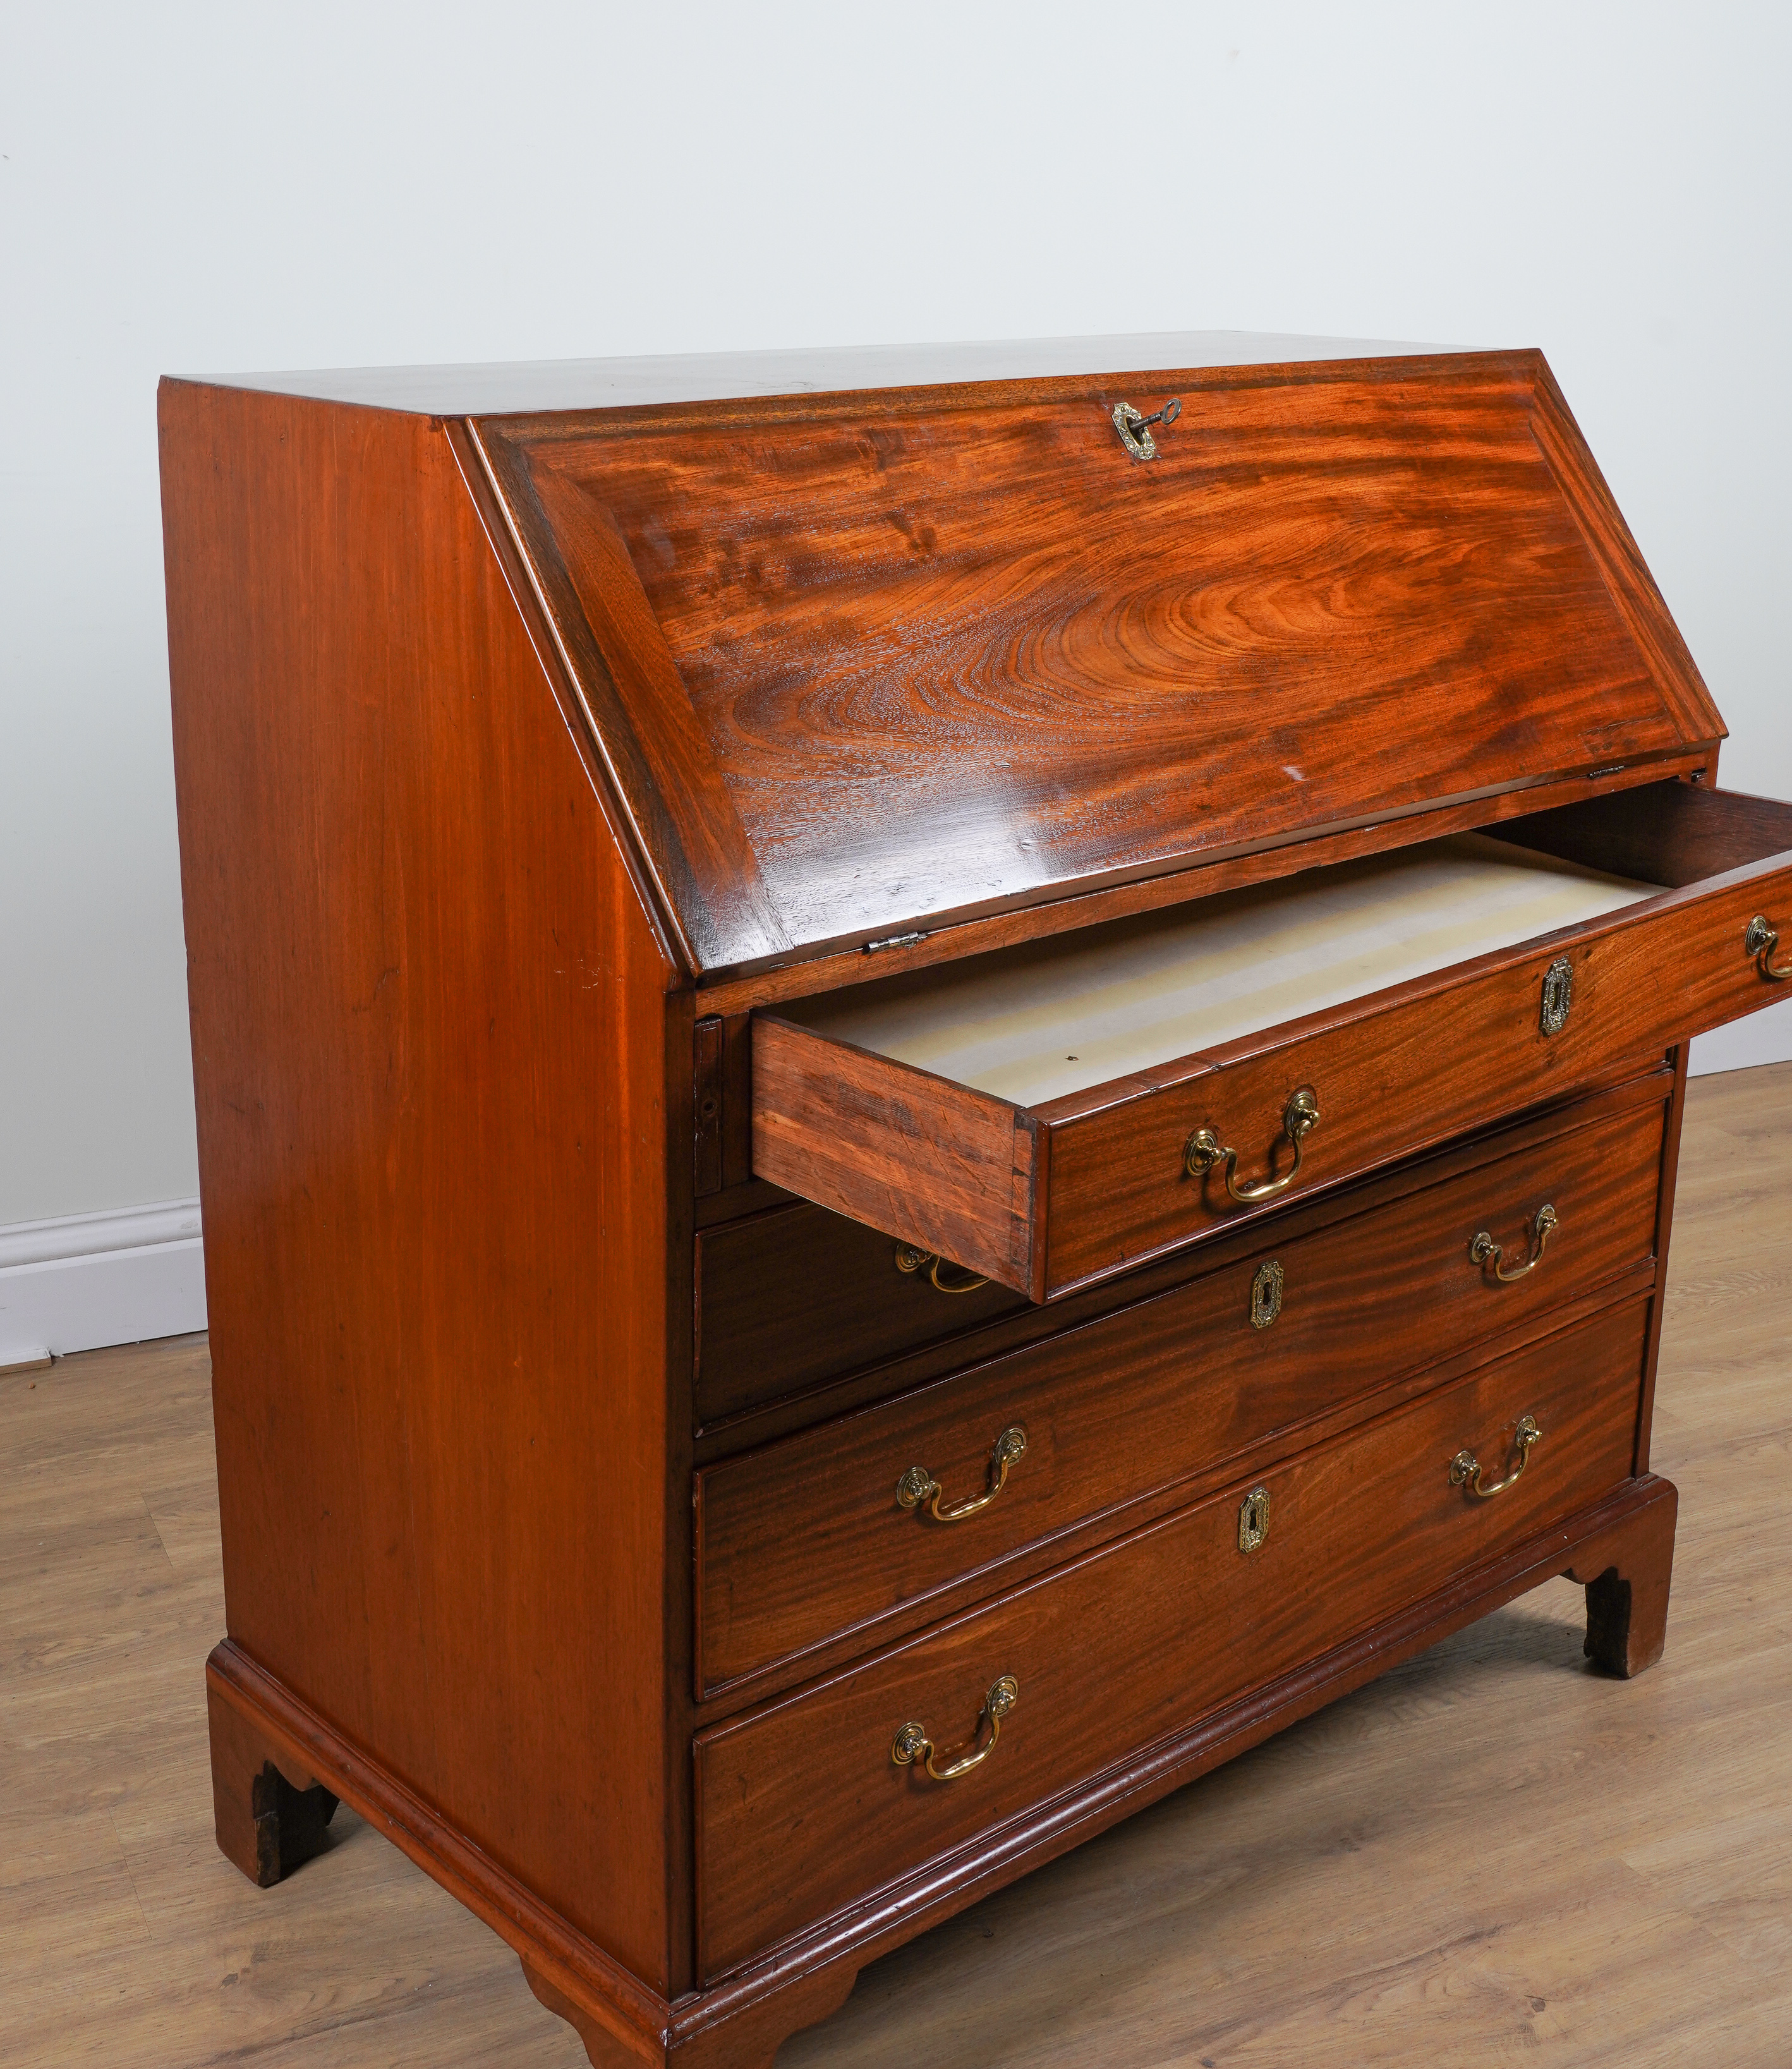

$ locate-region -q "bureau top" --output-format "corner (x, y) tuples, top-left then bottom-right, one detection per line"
(169, 339), (1724, 985)
(205, 332), (1432, 416)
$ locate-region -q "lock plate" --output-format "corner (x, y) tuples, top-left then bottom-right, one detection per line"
(1540, 956), (1574, 1036)
(1238, 1486), (1270, 1554)
(1250, 1259), (1284, 1330)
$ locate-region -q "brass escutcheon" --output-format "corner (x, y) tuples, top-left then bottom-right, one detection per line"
(897, 1425), (1027, 1523)
(1250, 1259), (1284, 1328)
(1540, 956), (1575, 1035)
(1238, 1486), (1270, 1553)
(894, 1243), (990, 1294)
(892, 1675), (1019, 1781)
(1111, 396), (1181, 460)
(1470, 1204), (1559, 1283)
(1187, 1086), (1320, 1202)
(1745, 914), (1791, 981)
(1450, 1414), (1542, 1500)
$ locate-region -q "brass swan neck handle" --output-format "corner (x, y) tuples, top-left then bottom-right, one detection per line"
(1450, 1414), (1542, 1500)
(1186, 1086), (1321, 1203)
(897, 1426), (1027, 1524)
(892, 1676), (1019, 1781)
(1470, 1204), (1559, 1283)
(1746, 914), (1791, 981)
(895, 1244), (990, 1294)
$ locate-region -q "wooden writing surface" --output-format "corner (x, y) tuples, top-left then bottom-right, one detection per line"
(478, 350), (1721, 976)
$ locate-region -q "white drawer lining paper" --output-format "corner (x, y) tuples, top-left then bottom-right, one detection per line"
(789, 834), (1662, 1110)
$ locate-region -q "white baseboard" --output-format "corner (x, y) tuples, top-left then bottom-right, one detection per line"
(1688, 997), (1792, 1076)
(0, 1198), (206, 1365)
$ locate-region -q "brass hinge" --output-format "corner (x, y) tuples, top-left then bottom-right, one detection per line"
(864, 931), (928, 954)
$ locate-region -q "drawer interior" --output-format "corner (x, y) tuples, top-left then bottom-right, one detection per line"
(773, 831), (1661, 1111)
(751, 781), (1792, 1300)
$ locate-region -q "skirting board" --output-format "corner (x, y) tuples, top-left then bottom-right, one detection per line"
(1689, 996), (1792, 1076)
(0, 1198), (206, 1366)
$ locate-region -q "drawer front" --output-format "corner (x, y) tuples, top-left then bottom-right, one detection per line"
(697, 1201), (1026, 1428)
(696, 1301), (1647, 1978)
(1043, 855), (1790, 1294)
(696, 1086), (1665, 1695)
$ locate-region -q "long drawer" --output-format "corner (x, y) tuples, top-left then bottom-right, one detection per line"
(694, 1299), (1649, 1979)
(751, 782), (1792, 1299)
(694, 1084), (1665, 1695)
(696, 1201), (1026, 1429)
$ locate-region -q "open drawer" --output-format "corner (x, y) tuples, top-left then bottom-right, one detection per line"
(751, 782), (1792, 1301)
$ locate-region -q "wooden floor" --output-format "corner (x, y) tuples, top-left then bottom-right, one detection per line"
(5, 1065), (1790, 2068)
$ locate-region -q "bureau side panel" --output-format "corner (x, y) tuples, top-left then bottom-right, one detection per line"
(160, 383), (682, 1990)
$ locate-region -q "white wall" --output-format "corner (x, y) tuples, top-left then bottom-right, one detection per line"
(3, 1), (1788, 1240)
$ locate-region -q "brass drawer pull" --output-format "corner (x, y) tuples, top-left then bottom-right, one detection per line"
(897, 1425), (1027, 1522)
(1450, 1414), (1542, 1500)
(1746, 915), (1791, 981)
(1470, 1203), (1559, 1283)
(892, 1675), (1019, 1781)
(1186, 1086), (1321, 1201)
(895, 1243), (990, 1294)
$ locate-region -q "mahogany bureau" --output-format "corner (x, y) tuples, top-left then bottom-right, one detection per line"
(159, 335), (1792, 2066)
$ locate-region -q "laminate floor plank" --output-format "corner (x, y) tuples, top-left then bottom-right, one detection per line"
(3, 1062), (1788, 2066)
